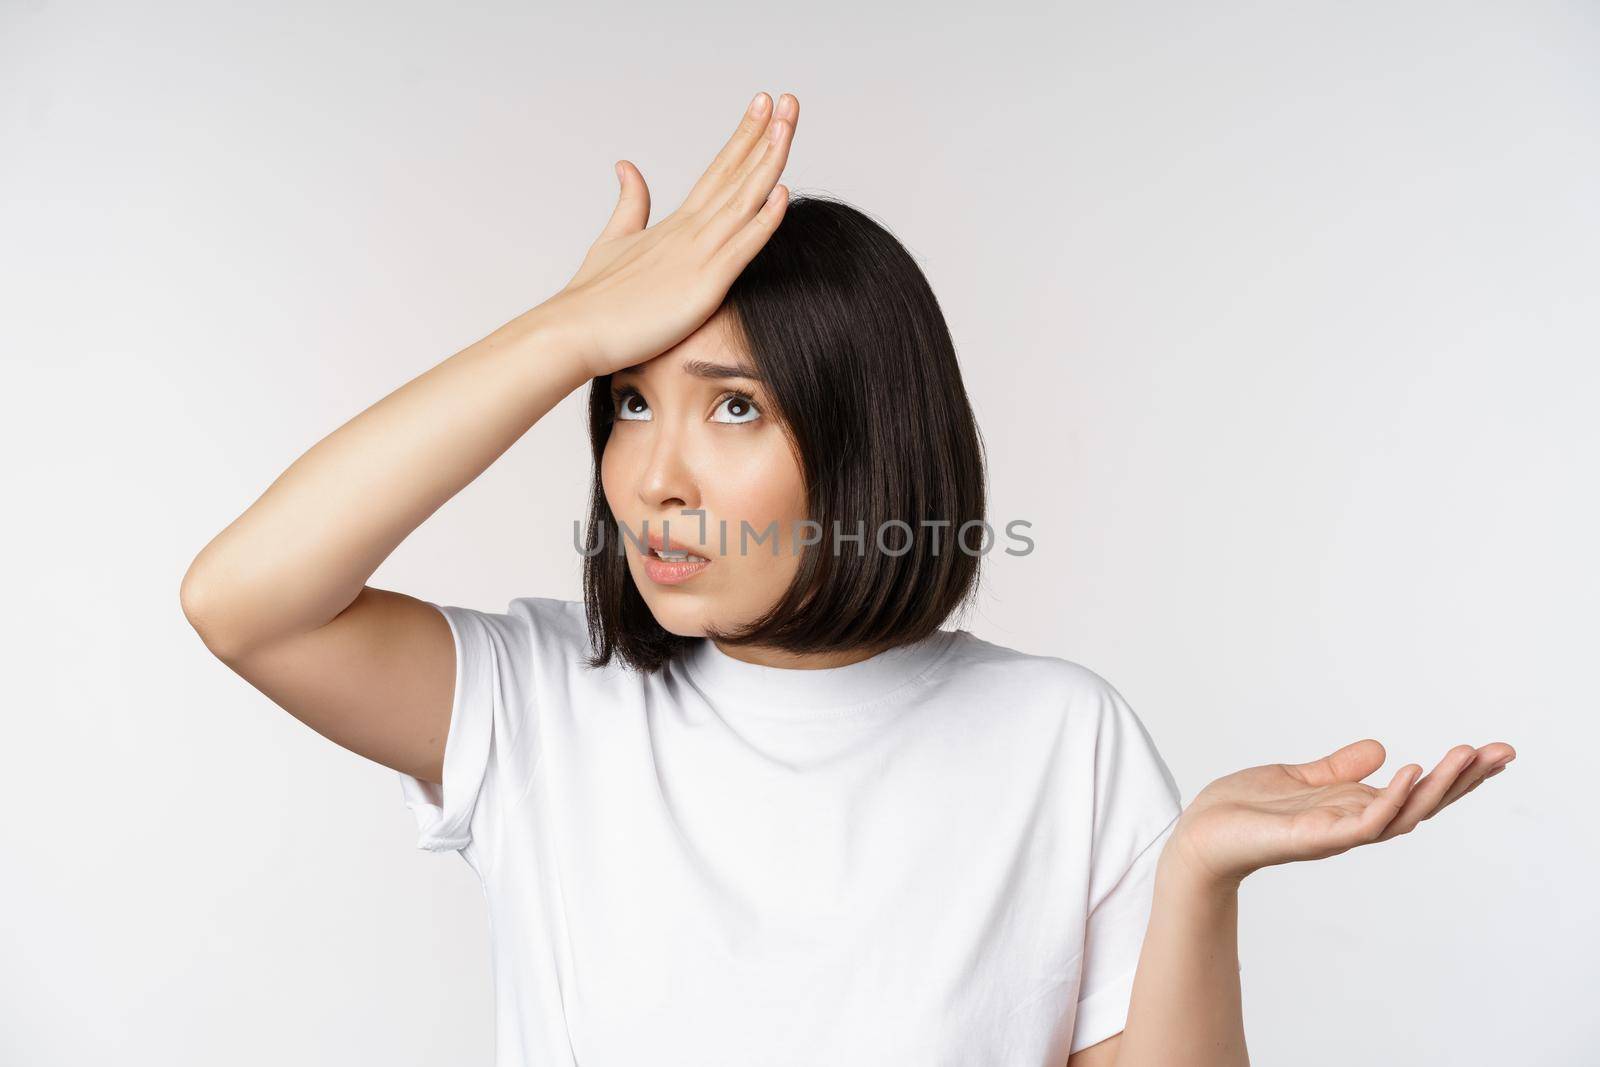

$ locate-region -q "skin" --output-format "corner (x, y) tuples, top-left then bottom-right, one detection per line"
(601, 311), (862, 664)
(180, 91), (812, 788)
(1071, 738), (1516, 1066)
(178, 89), (1518, 1065)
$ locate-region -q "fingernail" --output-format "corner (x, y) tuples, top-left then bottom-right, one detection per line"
(769, 118), (783, 142)
(748, 92), (767, 116)
(1490, 756), (1513, 771)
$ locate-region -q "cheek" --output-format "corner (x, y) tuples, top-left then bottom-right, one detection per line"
(599, 435), (629, 514)
(701, 441), (807, 600)
(714, 437), (807, 536)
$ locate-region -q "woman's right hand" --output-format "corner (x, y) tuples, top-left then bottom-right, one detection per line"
(535, 91), (800, 381)
(180, 96), (806, 790)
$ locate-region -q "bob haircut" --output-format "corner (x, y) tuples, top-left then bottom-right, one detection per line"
(581, 193), (988, 674)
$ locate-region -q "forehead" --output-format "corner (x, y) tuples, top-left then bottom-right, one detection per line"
(612, 314), (762, 383)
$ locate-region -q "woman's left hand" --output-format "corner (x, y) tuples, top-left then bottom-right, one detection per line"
(1165, 738), (1517, 888)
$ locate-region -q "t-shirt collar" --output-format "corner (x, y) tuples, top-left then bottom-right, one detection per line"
(680, 628), (962, 718)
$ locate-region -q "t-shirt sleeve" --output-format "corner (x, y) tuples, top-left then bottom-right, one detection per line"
(1069, 676), (1186, 1056)
(396, 600), (540, 870)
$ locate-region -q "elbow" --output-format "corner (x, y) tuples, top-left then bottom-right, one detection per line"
(179, 558), (250, 663)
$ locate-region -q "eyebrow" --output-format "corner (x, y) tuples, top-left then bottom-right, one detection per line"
(613, 359), (764, 384)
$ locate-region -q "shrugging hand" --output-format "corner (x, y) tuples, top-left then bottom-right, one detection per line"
(534, 91), (800, 380)
(1166, 738), (1517, 888)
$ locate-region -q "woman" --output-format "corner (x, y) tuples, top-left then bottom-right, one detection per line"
(180, 91), (1515, 1067)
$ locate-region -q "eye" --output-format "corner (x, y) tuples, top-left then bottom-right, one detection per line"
(711, 391), (762, 425)
(612, 386), (651, 422)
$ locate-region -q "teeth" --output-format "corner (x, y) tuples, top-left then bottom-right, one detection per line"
(654, 548), (708, 562)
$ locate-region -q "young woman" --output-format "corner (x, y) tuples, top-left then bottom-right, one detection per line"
(180, 91), (1516, 1067)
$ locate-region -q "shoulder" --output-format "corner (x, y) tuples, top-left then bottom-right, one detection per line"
(941, 633), (1182, 848)
(943, 631), (1132, 719)
(501, 595), (591, 647)
(941, 633), (1174, 784)
(432, 595), (603, 697)
(434, 595), (592, 655)
(494, 594), (628, 678)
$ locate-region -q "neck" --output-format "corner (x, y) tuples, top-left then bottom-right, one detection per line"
(709, 639), (888, 671)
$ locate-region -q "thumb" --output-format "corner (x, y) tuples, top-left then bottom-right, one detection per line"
(1291, 738), (1388, 787)
(600, 159), (651, 237)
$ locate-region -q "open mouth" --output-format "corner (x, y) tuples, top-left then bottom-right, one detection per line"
(649, 547), (711, 563)
(642, 542), (714, 585)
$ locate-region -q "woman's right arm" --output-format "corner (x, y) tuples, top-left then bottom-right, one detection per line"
(179, 90), (798, 786)
(178, 307), (593, 784)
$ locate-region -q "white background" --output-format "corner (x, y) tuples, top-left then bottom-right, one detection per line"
(3, 1), (1595, 1063)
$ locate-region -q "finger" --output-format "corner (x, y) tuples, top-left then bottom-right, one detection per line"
(1336, 764), (1420, 849)
(1439, 753), (1515, 811)
(694, 113), (795, 250)
(706, 183), (790, 282)
(679, 92), (775, 215)
(708, 93), (799, 216)
(1331, 764), (1420, 857)
(1291, 738), (1386, 788)
(1375, 746), (1476, 841)
(690, 104), (793, 241)
(1435, 746), (1489, 809)
(1439, 765), (1502, 812)
(600, 160), (651, 238)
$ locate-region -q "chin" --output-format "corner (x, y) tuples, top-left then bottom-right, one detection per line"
(636, 591), (716, 638)
(638, 588), (767, 641)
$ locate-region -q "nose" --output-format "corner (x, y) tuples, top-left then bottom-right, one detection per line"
(636, 423), (701, 516)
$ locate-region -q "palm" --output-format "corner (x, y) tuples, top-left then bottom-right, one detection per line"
(1169, 738), (1516, 886)
(548, 91), (801, 378)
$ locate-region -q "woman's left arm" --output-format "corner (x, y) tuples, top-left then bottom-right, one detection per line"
(1075, 839), (1244, 1066)
(1073, 737), (1516, 1067)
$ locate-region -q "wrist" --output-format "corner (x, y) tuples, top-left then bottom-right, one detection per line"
(1159, 831), (1245, 901)
(503, 299), (598, 395)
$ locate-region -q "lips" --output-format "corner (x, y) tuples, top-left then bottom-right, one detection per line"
(638, 528), (714, 586)
(644, 529), (710, 562)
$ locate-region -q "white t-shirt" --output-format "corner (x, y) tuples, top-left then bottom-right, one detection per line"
(398, 596), (1184, 1066)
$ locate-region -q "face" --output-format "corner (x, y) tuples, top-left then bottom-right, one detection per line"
(601, 310), (810, 641)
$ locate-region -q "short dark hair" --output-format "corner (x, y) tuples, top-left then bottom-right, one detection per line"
(581, 193), (988, 673)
